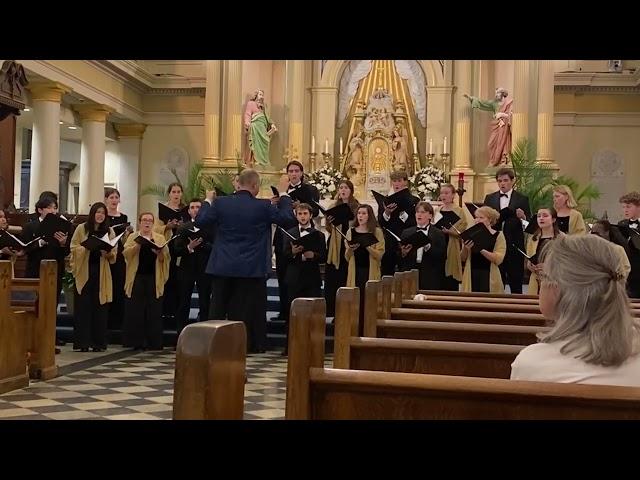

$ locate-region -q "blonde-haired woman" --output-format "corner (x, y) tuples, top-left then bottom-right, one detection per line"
(461, 206), (506, 293)
(438, 184), (467, 291)
(123, 212), (171, 351)
(511, 235), (640, 386)
(552, 185), (586, 235)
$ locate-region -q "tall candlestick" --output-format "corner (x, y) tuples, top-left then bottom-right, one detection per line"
(429, 138), (433, 155)
(324, 138), (329, 154)
(339, 137), (343, 155)
(413, 136), (418, 152)
(458, 172), (464, 182)
(311, 135), (315, 154)
(443, 136), (448, 155)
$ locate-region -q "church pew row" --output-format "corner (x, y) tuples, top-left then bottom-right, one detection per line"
(10, 260), (59, 380)
(285, 297), (640, 420)
(333, 288), (522, 379)
(363, 278), (549, 343)
(394, 270), (640, 317)
(400, 269), (640, 307)
(0, 261), (29, 394)
(173, 320), (246, 420)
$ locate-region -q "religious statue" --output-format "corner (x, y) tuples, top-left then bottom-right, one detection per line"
(464, 87), (513, 167)
(243, 89), (277, 168)
(391, 124), (409, 171)
(346, 126), (365, 189)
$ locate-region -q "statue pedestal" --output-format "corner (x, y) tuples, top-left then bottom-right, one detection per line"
(255, 168), (286, 198)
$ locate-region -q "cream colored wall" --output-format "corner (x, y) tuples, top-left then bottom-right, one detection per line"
(138, 125), (204, 215)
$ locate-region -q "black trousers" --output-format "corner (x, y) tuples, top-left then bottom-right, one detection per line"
(162, 258), (180, 323)
(381, 248), (398, 277)
(275, 249), (288, 318)
(284, 281), (322, 346)
(471, 267), (491, 293)
(442, 275), (460, 292)
(123, 274), (163, 350)
(107, 256), (126, 331)
(324, 261), (348, 317)
(74, 261), (108, 350)
(211, 276), (267, 353)
(628, 279), (640, 299)
(499, 250), (524, 294)
(175, 267), (213, 337)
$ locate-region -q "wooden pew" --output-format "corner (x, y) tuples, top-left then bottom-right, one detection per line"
(9, 260), (59, 380)
(364, 278), (549, 343)
(334, 288), (522, 379)
(173, 320), (246, 420)
(0, 261), (29, 394)
(285, 297), (640, 419)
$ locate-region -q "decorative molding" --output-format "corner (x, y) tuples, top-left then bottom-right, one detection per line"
(27, 81), (71, 103)
(145, 87), (206, 97)
(142, 112), (204, 126)
(426, 86), (456, 94)
(21, 60), (145, 122)
(74, 104), (114, 122)
(555, 112), (640, 127)
(94, 61), (206, 94)
(555, 70), (640, 91)
(114, 123), (147, 139)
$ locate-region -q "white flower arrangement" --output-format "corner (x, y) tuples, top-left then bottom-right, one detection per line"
(409, 165), (446, 200)
(306, 164), (343, 199)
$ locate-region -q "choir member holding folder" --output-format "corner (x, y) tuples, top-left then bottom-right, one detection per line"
(123, 212), (171, 351)
(460, 206), (506, 293)
(69, 203), (117, 352)
(321, 179), (359, 317)
(436, 184), (468, 291)
(21, 195), (71, 298)
(345, 204), (385, 332)
(105, 187), (132, 332)
(154, 182), (188, 328)
(174, 198), (214, 337)
(375, 170), (420, 276)
(398, 201), (446, 290)
(524, 207), (563, 295)
(281, 203), (327, 354)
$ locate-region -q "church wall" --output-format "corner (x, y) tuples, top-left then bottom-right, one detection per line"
(554, 91), (640, 219)
(138, 123), (205, 215)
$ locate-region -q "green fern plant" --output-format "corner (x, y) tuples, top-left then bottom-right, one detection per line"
(141, 162), (209, 201)
(507, 138), (601, 218)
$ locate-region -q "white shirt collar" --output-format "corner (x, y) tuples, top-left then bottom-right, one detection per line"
(501, 189), (513, 197)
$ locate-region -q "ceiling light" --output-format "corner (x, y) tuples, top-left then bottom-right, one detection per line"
(68, 126), (77, 130)
(59, 121), (63, 125)
(24, 108), (31, 112)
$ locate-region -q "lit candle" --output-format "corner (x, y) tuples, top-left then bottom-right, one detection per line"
(443, 136), (448, 155)
(429, 138), (433, 155)
(311, 135), (316, 154)
(413, 136), (418, 152)
(339, 137), (343, 155)
(325, 138), (329, 154)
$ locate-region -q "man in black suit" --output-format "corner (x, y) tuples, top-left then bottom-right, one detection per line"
(378, 170), (420, 276)
(619, 191), (640, 298)
(273, 160), (320, 321)
(195, 169), (294, 353)
(399, 201), (447, 290)
(174, 198), (214, 338)
(483, 167), (531, 294)
(281, 203), (327, 355)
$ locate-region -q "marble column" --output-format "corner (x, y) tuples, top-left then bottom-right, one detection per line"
(75, 104), (112, 213)
(27, 81), (71, 209)
(115, 123), (146, 220)
(203, 60), (222, 166)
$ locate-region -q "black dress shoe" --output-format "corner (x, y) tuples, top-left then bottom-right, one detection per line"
(55, 338), (66, 346)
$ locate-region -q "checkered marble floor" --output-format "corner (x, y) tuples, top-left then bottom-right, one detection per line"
(0, 349), (329, 420)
